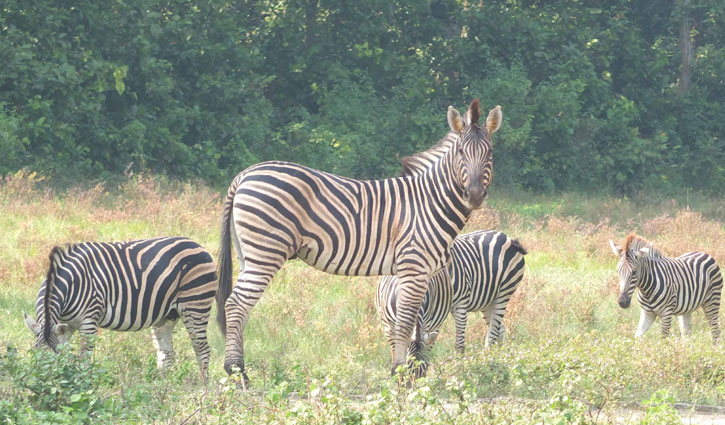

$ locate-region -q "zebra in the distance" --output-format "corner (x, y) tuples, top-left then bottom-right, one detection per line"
(217, 100), (502, 384)
(609, 233), (722, 342)
(377, 230), (527, 375)
(23, 237), (219, 383)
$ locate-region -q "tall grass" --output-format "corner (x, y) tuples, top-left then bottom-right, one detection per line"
(0, 171), (723, 424)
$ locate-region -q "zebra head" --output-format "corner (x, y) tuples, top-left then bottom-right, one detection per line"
(23, 310), (71, 351)
(405, 316), (439, 378)
(609, 237), (651, 309)
(447, 99), (502, 210)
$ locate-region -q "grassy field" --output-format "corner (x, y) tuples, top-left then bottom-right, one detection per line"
(1, 171), (724, 424)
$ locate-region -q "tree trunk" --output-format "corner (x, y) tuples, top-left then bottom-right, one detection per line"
(677, 0), (692, 96)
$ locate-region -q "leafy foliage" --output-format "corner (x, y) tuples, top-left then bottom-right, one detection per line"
(1, 0), (723, 191)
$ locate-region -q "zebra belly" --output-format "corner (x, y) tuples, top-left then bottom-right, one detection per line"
(296, 243), (396, 276)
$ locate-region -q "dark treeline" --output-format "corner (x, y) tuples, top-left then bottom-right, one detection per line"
(1, 0), (723, 192)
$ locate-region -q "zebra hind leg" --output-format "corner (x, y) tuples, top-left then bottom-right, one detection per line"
(703, 300), (721, 344)
(485, 305), (506, 347)
(224, 266), (279, 387)
(452, 307), (468, 354)
(179, 305), (212, 385)
(151, 320), (177, 370)
(677, 314), (692, 338)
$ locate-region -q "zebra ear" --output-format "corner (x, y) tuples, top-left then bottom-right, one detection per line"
(486, 105), (502, 134)
(23, 311), (40, 335)
(609, 240), (622, 256)
(447, 106), (465, 133)
(423, 331), (439, 345)
(54, 323), (71, 336)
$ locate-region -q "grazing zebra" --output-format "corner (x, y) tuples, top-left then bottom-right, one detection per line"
(217, 100), (502, 383)
(609, 233), (722, 342)
(23, 237), (219, 383)
(377, 231), (527, 374)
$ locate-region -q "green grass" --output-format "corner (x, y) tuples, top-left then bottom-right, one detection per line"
(0, 173), (723, 424)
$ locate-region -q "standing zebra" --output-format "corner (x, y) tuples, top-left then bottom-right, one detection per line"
(217, 100), (502, 383)
(377, 230), (527, 374)
(23, 237), (219, 383)
(609, 233), (722, 342)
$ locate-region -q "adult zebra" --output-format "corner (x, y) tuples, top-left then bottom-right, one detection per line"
(609, 233), (722, 342)
(217, 100), (502, 383)
(376, 230), (527, 376)
(23, 237), (219, 383)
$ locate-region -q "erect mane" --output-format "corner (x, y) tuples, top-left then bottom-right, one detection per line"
(623, 233), (663, 258)
(400, 131), (457, 177)
(42, 245), (70, 343)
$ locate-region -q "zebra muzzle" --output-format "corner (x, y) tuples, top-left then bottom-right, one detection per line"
(618, 295), (631, 309)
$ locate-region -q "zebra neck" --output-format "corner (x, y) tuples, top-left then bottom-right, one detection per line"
(636, 258), (671, 299)
(420, 144), (471, 236)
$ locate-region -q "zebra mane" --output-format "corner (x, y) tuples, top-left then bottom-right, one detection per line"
(400, 131), (457, 177)
(510, 239), (528, 256)
(42, 245), (70, 342)
(623, 233), (663, 258)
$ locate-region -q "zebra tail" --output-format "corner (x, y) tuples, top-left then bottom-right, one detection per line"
(510, 239), (528, 256)
(215, 178), (238, 338)
(42, 246), (66, 343)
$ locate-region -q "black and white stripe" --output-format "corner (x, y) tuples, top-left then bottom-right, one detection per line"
(217, 100), (503, 381)
(377, 230), (527, 374)
(24, 237), (218, 382)
(610, 233), (722, 342)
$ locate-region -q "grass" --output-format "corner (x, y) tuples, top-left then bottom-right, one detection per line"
(0, 170), (723, 424)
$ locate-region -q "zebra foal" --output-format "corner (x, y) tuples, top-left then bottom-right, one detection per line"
(377, 230), (527, 375)
(23, 237), (219, 383)
(610, 233), (722, 342)
(217, 100), (503, 383)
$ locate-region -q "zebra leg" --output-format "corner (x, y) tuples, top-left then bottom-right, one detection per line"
(151, 320), (177, 369)
(453, 306), (468, 354)
(677, 314), (692, 338)
(634, 310), (656, 338)
(179, 307), (211, 385)
(660, 313), (673, 338)
(485, 306), (506, 347)
(391, 273), (429, 374)
(223, 266), (277, 386)
(703, 300), (721, 344)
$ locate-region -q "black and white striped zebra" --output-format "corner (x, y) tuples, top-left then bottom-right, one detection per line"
(377, 230), (527, 374)
(23, 237), (219, 383)
(609, 233), (722, 342)
(217, 100), (503, 383)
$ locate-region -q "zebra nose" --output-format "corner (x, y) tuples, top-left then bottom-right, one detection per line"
(618, 296), (631, 309)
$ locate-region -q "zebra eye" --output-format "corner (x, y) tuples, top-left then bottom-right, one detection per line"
(457, 146), (464, 154)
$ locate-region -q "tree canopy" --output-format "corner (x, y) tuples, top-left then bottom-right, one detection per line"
(1, 0), (723, 192)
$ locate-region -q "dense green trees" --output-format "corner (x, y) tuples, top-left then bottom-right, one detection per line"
(1, 0), (723, 192)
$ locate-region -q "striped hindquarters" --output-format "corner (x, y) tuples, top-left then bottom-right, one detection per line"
(36, 237), (217, 333)
(450, 230), (527, 313)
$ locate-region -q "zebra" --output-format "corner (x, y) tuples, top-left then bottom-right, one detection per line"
(217, 99), (503, 384)
(23, 237), (219, 383)
(376, 230), (527, 375)
(609, 233), (722, 342)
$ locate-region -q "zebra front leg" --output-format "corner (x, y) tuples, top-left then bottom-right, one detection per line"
(180, 307), (212, 385)
(635, 310), (656, 338)
(151, 320), (177, 370)
(452, 306), (468, 354)
(391, 274), (429, 375)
